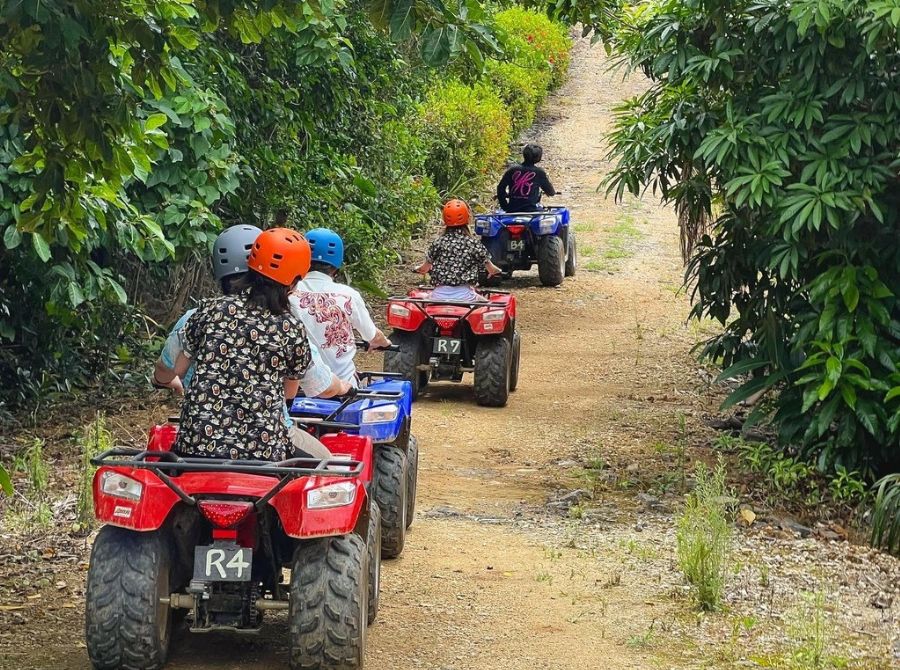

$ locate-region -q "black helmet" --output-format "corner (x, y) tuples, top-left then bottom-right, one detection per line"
(212, 225), (263, 281)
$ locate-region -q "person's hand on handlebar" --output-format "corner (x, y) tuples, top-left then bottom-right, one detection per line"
(367, 329), (393, 350)
(485, 260), (503, 277)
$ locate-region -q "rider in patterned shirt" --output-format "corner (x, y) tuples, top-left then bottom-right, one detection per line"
(415, 199), (501, 302)
(156, 228), (328, 462)
(496, 144), (556, 213)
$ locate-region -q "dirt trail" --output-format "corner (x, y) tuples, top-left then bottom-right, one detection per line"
(4, 37), (899, 670)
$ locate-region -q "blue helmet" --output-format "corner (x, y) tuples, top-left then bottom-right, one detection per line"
(305, 228), (344, 269)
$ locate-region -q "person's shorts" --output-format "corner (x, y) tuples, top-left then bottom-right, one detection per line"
(288, 425), (332, 460)
(431, 285), (484, 302)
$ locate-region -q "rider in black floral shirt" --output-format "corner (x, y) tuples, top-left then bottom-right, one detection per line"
(416, 199), (501, 301)
(162, 228), (319, 462)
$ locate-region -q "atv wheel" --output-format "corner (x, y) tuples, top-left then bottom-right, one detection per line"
(565, 232), (577, 277)
(384, 331), (427, 400)
(366, 502), (382, 625)
(85, 526), (173, 670)
(537, 235), (565, 287)
(474, 336), (511, 407)
(289, 535), (368, 670)
(373, 445), (408, 558)
(509, 330), (522, 392)
(405, 436), (419, 530)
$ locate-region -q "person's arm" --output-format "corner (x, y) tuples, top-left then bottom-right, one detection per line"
(156, 351), (192, 385)
(153, 359), (184, 395)
(539, 168), (556, 197)
(349, 291), (391, 351)
(285, 323), (313, 401)
(284, 378), (300, 401)
(300, 342), (351, 398)
(497, 170), (512, 210)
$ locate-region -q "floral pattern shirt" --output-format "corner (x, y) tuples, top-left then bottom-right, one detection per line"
(426, 231), (490, 287)
(174, 293), (311, 461)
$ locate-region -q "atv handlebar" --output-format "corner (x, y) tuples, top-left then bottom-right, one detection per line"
(356, 340), (400, 353)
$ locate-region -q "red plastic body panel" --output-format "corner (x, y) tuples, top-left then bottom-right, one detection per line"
(94, 430), (373, 540)
(386, 289), (517, 336)
(147, 424), (177, 452)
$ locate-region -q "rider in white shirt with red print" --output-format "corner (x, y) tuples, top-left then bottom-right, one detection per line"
(290, 228), (392, 385)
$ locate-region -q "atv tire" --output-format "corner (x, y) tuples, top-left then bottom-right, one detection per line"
(289, 535), (368, 670)
(565, 232), (577, 277)
(474, 336), (511, 407)
(85, 526), (173, 670)
(384, 331), (427, 400)
(509, 330), (522, 392)
(373, 445), (408, 558)
(537, 235), (565, 287)
(366, 502), (382, 625)
(405, 436), (419, 530)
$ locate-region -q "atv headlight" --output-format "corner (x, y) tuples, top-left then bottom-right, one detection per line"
(361, 405), (400, 424)
(389, 304), (410, 319)
(482, 309), (505, 323)
(307, 482), (357, 509)
(100, 471), (143, 501)
(538, 215), (557, 234)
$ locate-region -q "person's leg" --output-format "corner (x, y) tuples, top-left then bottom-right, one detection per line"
(288, 425), (333, 459)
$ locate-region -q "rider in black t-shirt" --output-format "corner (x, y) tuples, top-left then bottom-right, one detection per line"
(496, 144), (556, 213)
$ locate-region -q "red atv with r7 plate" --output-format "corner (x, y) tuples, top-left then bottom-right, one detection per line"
(84, 418), (380, 670)
(383, 287), (521, 407)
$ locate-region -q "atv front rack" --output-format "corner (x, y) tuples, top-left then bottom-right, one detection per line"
(92, 448), (363, 509)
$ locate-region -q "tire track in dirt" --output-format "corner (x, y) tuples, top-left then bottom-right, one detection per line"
(4, 37), (702, 670)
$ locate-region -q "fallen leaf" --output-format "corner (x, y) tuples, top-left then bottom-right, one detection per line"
(0, 605), (25, 611)
(740, 508), (757, 526)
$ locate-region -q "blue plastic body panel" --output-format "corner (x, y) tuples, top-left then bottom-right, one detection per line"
(290, 376), (412, 444)
(474, 206), (570, 239)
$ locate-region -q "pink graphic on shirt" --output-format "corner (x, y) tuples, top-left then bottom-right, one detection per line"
(511, 170), (535, 197)
(295, 293), (355, 354)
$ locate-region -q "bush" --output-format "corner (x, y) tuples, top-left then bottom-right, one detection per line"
(419, 80), (513, 195)
(484, 60), (549, 133)
(604, 0), (900, 477)
(676, 461), (733, 611)
(494, 7), (571, 89)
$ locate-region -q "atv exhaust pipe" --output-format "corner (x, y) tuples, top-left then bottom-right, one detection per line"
(162, 594), (289, 611)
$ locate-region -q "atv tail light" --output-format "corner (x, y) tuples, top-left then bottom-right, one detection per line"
(307, 482), (357, 509)
(506, 224), (526, 239)
(482, 309), (505, 323)
(389, 303), (410, 319)
(538, 215), (557, 234)
(100, 471), (143, 501)
(361, 405), (399, 424)
(474, 219), (490, 235)
(198, 501), (254, 529)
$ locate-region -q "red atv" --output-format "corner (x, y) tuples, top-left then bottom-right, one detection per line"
(383, 287), (521, 407)
(85, 419), (380, 670)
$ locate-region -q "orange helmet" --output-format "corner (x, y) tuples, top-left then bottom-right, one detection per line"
(442, 199), (471, 227)
(248, 228), (311, 286)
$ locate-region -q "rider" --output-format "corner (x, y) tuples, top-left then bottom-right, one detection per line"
(496, 143), (556, 213)
(154, 227), (347, 460)
(153, 224), (346, 399)
(291, 228), (392, 386)
(414, 199), (502, 302)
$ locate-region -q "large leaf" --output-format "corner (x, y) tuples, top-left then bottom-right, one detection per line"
(389, 0), (416, 40)
(421, 24), (458, 65)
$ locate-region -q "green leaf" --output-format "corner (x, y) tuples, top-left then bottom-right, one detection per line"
(31, 232), (51, 262)
(389, 0), (415, 40)
(421, 25), (453, 66)
(0, 463), (11, 496)
(106, 278), (128, 305)
(145, 113), (168, 131)
(715, 358), (769, 383)
(841, 283), (859, 312)
(3, 224), (21, 250)
(721, 375), (773, 410)
(67, 282), (85, 308)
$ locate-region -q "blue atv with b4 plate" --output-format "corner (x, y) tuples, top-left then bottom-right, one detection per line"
(474, 206), (576, 287)
(289, 362), (417, 559)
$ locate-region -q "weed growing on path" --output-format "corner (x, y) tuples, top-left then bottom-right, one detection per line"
(676, 460), (733, 610)
(75, 414), (112, 532)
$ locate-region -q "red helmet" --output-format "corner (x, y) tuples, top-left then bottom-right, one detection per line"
(442, 199), (471, 227)
(248, 228), (311, 286)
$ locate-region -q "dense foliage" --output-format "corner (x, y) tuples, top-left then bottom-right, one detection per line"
(0, 2), (570, 405)
(603, 0), (900, 476)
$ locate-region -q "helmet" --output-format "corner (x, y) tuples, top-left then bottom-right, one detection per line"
(442, 199), (471, 227)
(212, 225), (263, 281)
(248, 228), (311, 286)
(305, 228), (344, 269)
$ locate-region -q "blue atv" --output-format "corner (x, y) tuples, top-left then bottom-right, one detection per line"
(289, 355), (417, 559)
(474, 205), (576, 287)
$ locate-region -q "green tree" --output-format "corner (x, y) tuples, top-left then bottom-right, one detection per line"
(603, 0), (900, 475)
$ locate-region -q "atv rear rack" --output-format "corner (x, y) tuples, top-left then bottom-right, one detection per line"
(388, 296), (508, 323)
(92, 448), (363, 510)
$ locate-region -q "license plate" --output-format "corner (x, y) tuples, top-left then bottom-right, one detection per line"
(432, 337), (462, 355)
(507, 239), (525, 251)
(193, 544), (253, 582)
